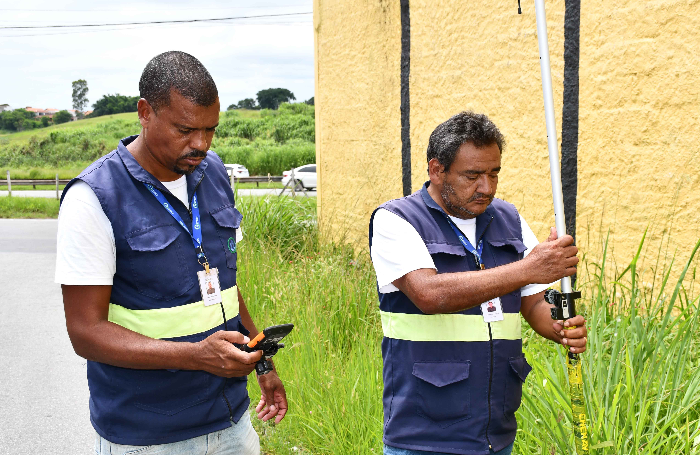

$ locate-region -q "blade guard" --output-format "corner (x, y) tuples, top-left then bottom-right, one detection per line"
(242, 332), (286, 375)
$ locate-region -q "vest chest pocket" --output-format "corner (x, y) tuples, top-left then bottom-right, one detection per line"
(126, 225), (195, 301)
(210, 205), (242, 269)
(486, 237), (527, 263)
(412, 361), (471, 428)
(504, 354), (532, 416)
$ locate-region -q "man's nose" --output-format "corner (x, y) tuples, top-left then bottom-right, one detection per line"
(190, 130), (208, 151)
(477, 175), (493, 194)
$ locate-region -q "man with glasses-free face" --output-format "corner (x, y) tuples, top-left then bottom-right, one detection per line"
(370, 111), (587, 455)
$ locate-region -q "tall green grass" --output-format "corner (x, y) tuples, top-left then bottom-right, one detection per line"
(237, 197), (700, 455)
(517, 234), (700, 455)
(214, 139), (315, 176)
(237, 196), (384, 454)
(0, 196), (60, 218)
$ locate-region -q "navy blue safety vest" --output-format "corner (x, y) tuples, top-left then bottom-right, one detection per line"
(369, 183), (533, 455)
(61, 135), (249, 445)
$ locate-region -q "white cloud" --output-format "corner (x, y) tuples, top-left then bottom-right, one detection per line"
(0, 0), (314, 110)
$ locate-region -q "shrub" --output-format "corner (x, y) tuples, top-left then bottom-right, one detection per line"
(53, 110), (73, 124)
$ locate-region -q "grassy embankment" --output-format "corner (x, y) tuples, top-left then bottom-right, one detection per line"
(0, 196), (60, 218)
(237, 196), (700, 455)
(0, 103), (315, 180)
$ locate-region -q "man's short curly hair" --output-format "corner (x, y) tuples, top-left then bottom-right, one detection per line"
(426, 111), (505, 171)
(139, 51), (218, 112)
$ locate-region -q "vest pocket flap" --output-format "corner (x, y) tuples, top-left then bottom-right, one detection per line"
(413, 361), (470, 387)
(488, 238), (527, 254)
(509, 355), (533, 382)
(425, 242), (467, 256)
(126, 225), (181, 252)
(211, 205), (243, 229)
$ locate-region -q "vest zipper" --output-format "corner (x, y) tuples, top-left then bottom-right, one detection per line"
(478, 218), (494, 451)
(187, 171), (207, 218)
(486, 322), (494, 450)
(221, 379), (235, 420)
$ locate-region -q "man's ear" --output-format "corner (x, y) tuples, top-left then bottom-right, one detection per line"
(137, 98), (154, 129)
(428, 158), (445, 185)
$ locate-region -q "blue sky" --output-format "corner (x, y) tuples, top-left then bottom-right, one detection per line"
(0, 0), (314, 111)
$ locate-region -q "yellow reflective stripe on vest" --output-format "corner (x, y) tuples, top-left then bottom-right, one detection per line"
(380, 311), (521, 342)
(108, 286), (239, 339)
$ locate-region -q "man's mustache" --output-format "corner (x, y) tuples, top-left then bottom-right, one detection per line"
(179, 149), (207, 160)
(467, 192), (494, 203)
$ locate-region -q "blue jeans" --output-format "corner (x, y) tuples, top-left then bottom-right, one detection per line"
(94, 411), (260, 455)
(384, 442), (514, 455)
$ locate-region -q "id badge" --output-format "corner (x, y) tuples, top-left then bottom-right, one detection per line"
(197, 267), (223, 306)
(481, 297), (504, 322)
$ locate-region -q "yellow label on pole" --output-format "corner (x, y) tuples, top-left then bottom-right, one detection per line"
(567, 354), (589, 454)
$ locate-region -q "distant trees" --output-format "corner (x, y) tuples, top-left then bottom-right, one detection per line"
(89, 94), (139, 118)
(72, 79), (89, 118)
(53, 110), (73, 124)
(256, 88), (295, 110)
(228, 98), (258, 110)
(228, 89), (312, 111)
(0, 109), (40, 131)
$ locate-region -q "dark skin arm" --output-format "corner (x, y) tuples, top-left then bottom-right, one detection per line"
(237, 289), (288, 424)
(393, 227), (578, 314)
(61, 284), (262, 377)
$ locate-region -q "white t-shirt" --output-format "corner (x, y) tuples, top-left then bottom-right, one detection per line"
(370, 208), (550, 296)
(55, 177), (242, 286)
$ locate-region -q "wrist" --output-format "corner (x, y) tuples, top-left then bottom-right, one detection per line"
(181, 340), (203, 371)
(516, 255), (536, 285)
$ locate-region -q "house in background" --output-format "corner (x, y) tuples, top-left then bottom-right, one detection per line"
(0, 104), (10, 113)
(25, 107), (59, 118)
(25, 107), (88, 122)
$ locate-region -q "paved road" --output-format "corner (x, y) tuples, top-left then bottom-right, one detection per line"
(0, 188), (316, 198)
(0, 219), (92, 454)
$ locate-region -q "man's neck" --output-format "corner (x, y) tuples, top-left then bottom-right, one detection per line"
(126, 134), (182, 182)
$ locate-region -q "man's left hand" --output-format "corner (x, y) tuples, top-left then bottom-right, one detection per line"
(553, 315), (587, 354)
(256, 371), (288, 423)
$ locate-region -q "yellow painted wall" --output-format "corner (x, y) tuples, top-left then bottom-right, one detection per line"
(314, 0), (403, 244)
(315, 0), (700, 281)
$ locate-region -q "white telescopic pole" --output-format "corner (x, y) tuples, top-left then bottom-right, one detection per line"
(534, 0), (572, 293)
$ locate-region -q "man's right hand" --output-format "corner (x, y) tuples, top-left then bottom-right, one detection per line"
(196, 331), (263, 378)
(524, 227), (579, 284)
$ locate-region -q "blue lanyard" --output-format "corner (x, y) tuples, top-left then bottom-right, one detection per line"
(444, 216), (485, 269)
(143, 183), (206, 264)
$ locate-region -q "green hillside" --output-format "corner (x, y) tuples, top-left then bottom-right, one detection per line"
(0, 104), (315, 178)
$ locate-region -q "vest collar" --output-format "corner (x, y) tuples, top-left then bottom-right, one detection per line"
(420, 181), (495, 243)
(117, 135), (209, 198)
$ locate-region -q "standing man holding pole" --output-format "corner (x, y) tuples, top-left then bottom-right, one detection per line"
(369, 111), (587, 455)
(55, 51), (287, 454)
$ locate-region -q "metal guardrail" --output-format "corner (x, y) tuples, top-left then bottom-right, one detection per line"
(0, 179), (71, 186)
(234, 176), (283, 183)
(0, 177), (283, 186)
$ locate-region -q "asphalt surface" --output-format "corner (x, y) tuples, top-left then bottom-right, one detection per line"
(0, 219), (92, 454)
(0, 188), (316, 198)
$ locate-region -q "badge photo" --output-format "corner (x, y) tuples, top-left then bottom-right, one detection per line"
(481, 297), (504, 322)
(197, 267), (223, 306)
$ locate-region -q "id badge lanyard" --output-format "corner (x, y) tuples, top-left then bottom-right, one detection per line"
(144, 183), (210, 272)
(443, 216), (485, 270)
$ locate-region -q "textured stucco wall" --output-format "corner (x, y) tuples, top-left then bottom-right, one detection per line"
(315, 0), (700, 279)
(314, 0), (402, 246)
(577, 0), (700, 277)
